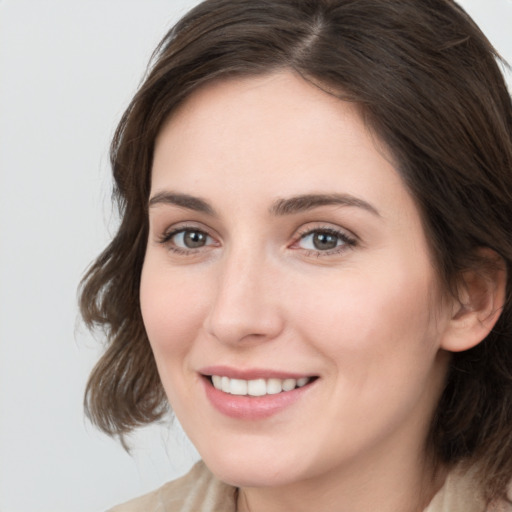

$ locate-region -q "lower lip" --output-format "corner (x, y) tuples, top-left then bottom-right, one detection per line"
(202, 377), (316, 420)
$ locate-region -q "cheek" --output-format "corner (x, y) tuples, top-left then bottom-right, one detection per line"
(294, 259), (442, 373)
(139, 261), (209, 362)
(293, 262), (446, 440)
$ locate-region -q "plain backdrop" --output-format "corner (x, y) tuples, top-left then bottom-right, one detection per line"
(0, 1), (511, 511)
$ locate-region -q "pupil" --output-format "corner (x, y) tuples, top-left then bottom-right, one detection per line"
(184, 231), (206, 248)
(313, 232), (338, 250)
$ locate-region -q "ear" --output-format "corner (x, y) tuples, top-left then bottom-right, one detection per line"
(441, 249), (507, 353)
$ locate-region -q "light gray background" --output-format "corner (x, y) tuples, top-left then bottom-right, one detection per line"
(0, 1), (511, 511)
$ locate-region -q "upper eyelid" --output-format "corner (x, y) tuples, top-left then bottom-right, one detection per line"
(294, 223), (358, 241)
(154, 220), (358, 246)
(159, 221), (214, 236)
(155, 223), (215, 247)
(157, 226), (219, 255)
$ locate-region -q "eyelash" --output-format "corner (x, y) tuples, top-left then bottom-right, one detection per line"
(157, 225), (357, 257)
(157, 224), (214, 255)
(294, 226), (357, 257)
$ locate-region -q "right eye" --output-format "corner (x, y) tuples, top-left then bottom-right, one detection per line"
(173, 229), (211, 248)
(159, 227), (216, 253)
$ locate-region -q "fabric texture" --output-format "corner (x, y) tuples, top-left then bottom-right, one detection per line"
(108, 460), (512, 512)
(424, 465), (512, 512)
(107, 461), (236, 512)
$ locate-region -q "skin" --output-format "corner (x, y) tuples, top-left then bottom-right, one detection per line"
(140, 71), (458, 512)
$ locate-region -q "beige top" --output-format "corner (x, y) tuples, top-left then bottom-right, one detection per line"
(108, 460), (512, 512)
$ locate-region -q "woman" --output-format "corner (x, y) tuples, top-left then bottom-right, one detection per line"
(80, 0), (512, 510)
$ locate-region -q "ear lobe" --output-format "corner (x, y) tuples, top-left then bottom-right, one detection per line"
(441, 249), (507, 353)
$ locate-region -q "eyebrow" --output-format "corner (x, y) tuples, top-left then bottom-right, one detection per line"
(270, 193), (380, 217)
(148, 192), (216, 215)
(148, 191), (380, 217)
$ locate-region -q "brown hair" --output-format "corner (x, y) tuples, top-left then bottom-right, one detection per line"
(80, 0), (512, 500)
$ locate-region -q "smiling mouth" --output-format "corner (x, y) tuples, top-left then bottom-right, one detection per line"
(206, 375), (317, 396)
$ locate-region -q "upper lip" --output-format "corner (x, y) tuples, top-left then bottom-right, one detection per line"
(199, 365), (316, 380)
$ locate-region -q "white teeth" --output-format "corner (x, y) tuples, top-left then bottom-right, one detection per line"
(230, 378), (248, 396)
(211, 375), (222, 388)
(282, 378), (296, 392)
(248, 379), (266, 396)
(210, 375), (313, 396)
(266, 378), (283, 395)
(221, 376), (230, 393)
(297, 377), (309, 387)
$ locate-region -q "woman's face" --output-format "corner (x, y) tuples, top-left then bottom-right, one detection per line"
(140, 72), (453, 488)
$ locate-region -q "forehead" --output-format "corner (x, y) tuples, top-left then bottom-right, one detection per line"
(151, 71), (414, 221)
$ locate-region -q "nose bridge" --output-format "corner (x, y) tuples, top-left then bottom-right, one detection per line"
(205, 238), (282, 345)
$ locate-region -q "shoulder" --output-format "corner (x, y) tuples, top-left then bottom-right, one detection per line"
(486, 479), (512, 512)
(107, 460), (237, 512)
(425, 465), (512, 512)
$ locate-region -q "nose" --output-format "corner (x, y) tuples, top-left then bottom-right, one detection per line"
(204, 246), (284, 346)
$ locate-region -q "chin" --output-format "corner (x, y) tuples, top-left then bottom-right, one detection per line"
(200, 448), (307, 488)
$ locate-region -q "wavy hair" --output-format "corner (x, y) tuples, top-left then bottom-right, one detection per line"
(80, 0), (512, 500)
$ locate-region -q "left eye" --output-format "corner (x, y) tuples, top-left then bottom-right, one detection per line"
(298, 230), (347, 251)
(171, 229), (213, 249)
